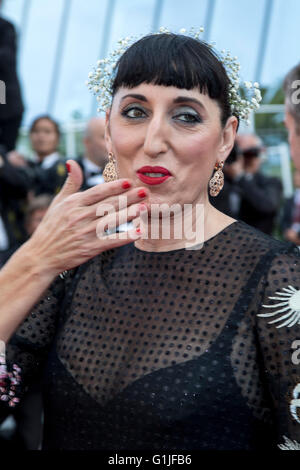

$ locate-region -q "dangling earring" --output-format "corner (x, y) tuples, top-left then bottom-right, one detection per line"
(103, 152), (118, 182)
(209, 161), (224, 197)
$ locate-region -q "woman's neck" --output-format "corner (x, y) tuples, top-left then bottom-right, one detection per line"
(134, 200), (236, 253)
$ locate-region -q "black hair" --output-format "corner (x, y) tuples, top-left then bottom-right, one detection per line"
(29, 114), (61, 138)
(112, 33), (236, 127)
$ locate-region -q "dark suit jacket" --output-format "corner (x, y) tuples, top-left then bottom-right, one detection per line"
(0, 17), (24, 119)
(25, 159), (68, 196)
(0, 152), (29, 250)
(237, 172), (283, 235)
(280, 195), (300, 236)
(75, 155), (104, 191)
(210, 173), (241, 219)
(211, 171), (283, 235)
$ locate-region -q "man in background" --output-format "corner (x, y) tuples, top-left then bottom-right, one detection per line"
(77, 117), (108, 189)
(0, 8), (24, 152)
(283, 64), (300, 245)
(283, 63), (300, 171)
(280, 170), (300, 246)
(0, 146), (29, 265)
(233, 134), (282, 235)
(211, 134), (282, 235)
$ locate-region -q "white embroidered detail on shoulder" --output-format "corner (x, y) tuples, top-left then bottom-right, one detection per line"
(257, 285), (300, 328)
(290, 383), (300, 424)
(278, 435), (300, 450)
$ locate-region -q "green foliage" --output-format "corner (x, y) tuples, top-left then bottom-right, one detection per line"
(254, 83), (288, 145)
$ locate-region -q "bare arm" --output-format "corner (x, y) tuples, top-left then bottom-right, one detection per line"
(0, 241), (56, 342)
(0, 160), (148, 343)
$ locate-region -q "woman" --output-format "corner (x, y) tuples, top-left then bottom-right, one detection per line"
(8, 115), (67, 196)
(0, 32), (300, 451)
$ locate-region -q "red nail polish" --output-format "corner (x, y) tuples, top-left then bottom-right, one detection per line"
(136, 228), (141, 233)
(122, 181), (131, 189)
(138, 189), (147, 198)
(66, 162), (71, 173)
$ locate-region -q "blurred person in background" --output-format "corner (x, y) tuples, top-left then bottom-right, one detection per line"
(0, 6), (24, 152)
(283, 63), (300, 171)
(24, 194), (53, 236)
(233, 134), (282, 235)
(77, 117), (108, 189)
(282, 63), (300, 246)
(8, 115), (67, 196)
(0, 194), (52, 449)
(0, 146), (30, 266)
(280, 169), (300, 246)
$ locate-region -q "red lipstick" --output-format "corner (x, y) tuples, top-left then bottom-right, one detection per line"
(136, 166), (172, 185)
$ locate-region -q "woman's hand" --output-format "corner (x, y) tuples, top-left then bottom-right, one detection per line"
(26, 159), (148, 278)
(0, 160), (148, 342)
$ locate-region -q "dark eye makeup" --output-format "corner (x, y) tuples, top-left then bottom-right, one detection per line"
(121, 105), (146, 119)
(120, 103), (203, 126)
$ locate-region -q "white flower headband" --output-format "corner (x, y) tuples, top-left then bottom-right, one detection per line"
(86, 26), (262, 124)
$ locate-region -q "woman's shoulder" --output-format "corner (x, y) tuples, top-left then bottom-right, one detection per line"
(228, 219), (299, 259)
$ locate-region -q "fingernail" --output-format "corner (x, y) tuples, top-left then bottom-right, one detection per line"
(139, 203), (147, 212)
(136, 228), (141, 234)
(122, 181), (131, 189)
(66, 162), (71, 173)
(138, 189), (147, 198)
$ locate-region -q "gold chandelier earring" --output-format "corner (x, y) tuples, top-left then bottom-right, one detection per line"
(103, 152), (118, 182)
(209, 161), (224, 197)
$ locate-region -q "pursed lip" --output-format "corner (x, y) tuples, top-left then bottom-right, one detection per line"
(136, 165), (172, 185)
(137, 166), (172, 175)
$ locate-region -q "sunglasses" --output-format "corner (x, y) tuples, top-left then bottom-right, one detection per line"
(241, 147), (262, 158)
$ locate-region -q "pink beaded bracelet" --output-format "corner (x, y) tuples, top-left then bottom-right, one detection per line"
(0, 353), (21, 407)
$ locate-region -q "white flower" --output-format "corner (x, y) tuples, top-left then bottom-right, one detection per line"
(86, 27), (261, 118)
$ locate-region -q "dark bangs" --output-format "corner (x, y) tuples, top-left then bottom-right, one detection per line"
(111, 33), (232, 126)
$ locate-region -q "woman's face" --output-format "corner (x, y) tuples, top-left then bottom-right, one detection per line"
(30, 118), (59, 159)
(106, 83), (237, 210)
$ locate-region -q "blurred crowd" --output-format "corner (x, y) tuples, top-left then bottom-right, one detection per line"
(1, 9), (300, 450)
(0, 114), (108, 268)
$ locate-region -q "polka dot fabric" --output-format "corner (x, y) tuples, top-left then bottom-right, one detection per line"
(2, 220), (300, 450)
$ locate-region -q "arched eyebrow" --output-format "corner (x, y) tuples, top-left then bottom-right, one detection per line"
(120, 94), (206, 111)
(173, 96), (206, 111)
(120, 94), (147, 102)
